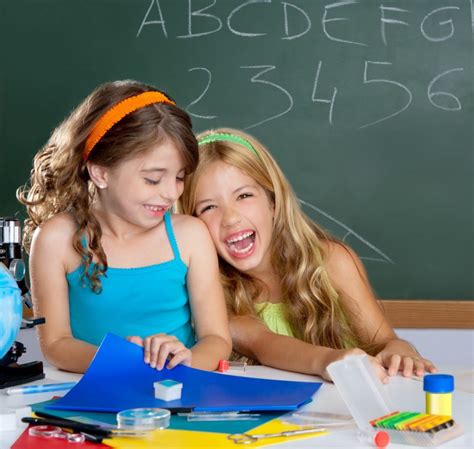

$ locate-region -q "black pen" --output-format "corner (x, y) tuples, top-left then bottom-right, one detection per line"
(78, 432), (104, 443)
(33, 411), (108, 431)
(168, 407), (194, 414)
(21, 417), (111, 438)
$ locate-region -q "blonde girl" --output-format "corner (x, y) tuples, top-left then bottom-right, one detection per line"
(18, 81), (231, 373)
(179, 128), (435, 381)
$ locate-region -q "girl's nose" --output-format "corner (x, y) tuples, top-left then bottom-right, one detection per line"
(221, 206), (241, 228)
(161, 179), (180, 202)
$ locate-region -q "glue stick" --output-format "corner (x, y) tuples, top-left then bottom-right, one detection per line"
(423, 374), (454, 417)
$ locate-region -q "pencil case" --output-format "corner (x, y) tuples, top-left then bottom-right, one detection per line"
(327, 355), (464, 446)
(370, 410), (464, 446)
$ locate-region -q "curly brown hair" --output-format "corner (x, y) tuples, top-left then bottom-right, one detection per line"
(17, 80), (198, 293)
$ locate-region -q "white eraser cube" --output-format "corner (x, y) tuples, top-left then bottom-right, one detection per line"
(154, 379), (182, 401)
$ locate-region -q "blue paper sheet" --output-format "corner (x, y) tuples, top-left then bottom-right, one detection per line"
(49, 334), (321, 413)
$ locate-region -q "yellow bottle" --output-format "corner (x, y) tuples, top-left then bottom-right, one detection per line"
(423, 374), (454, 417)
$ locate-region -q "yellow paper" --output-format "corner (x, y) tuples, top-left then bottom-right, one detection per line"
(104, 418), (327, 449)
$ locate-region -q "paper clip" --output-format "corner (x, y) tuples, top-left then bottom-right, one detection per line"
(29, 425), (85, 443)
(183, 411), (261, 422)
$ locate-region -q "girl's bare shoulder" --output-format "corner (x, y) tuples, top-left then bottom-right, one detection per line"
(31, 212), (80, 267)
(323, 240), (367, 285)
(34, 212), (77, 241)
(170, 213), (210, 238)
(169, 213), (214, 259)
(324, 239), (357, 264)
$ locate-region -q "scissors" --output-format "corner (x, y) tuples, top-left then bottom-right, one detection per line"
(228, 426), (325, 444)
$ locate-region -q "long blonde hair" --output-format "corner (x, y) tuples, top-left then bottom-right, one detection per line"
(18, 80), (198, 293)
(180, 128), (367, 351)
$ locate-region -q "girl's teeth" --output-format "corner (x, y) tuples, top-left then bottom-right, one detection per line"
(229, 241), (254, 254)
(227, 231), (253, 244)
(147, 205), (164, 212)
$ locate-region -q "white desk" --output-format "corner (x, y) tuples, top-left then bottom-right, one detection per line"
(1, 366), (472, 448)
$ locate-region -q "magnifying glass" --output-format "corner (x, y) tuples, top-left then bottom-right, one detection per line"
(28, 425), (85, 443)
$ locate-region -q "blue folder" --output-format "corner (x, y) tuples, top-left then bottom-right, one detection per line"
(48, 334), (322, 413)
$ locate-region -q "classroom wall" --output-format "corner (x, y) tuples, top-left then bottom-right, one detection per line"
(17, 328), (474, 368)
(1, 0), (472, 300)
(396, 329), (474, 367)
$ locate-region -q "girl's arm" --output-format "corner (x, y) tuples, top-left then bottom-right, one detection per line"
(229, 241), (435, 381)
(325, 241), (436, 377)
(230, 315), (388, 381)
(179, 217), (232, 370)
(29, 215), (97, 373)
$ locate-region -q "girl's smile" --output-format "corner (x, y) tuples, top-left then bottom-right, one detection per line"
(224, 229), (256, 258)
(144, 204), (169, 218)
(93, 139), (186, 234)
(194, 161), (274, 277)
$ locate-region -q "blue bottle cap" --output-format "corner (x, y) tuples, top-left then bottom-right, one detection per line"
(423, 374), (454, 393)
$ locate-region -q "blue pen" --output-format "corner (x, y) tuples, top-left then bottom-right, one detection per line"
(6, 381), (77, 395)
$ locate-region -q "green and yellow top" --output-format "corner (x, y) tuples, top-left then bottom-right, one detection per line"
(255, 302), (294, 337)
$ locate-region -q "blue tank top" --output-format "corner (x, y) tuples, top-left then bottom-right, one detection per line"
(67, 212), (196, 348)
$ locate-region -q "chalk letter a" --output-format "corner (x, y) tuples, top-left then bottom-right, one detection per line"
(137, 0), (168, 38)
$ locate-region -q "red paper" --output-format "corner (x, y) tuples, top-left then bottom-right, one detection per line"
(11, 426), (109, 448)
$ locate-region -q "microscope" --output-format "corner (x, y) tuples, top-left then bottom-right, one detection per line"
(0, 217), (45, 388)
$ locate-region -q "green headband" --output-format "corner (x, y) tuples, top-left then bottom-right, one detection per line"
(197, 133), (260, 158)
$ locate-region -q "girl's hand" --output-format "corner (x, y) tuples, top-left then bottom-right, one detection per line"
(127, 336), (144, 346)
(126, 334), (192, 370)
(322, 348), (389, 383)
(376, 340), (437, 378)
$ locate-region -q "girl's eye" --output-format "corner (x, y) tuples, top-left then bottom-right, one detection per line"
(198, 205), (216, 215)
(145, 178), (160, 185)
(176, 176), (185, 183)
(238, 193), (253, 200)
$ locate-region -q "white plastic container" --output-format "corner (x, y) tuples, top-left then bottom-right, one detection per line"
(117, 407), (170, 430)
(327, 355), (464, 446)
(153, 379), (182, 401)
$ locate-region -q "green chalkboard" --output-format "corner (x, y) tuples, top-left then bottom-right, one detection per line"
(0, 0), (472, 299)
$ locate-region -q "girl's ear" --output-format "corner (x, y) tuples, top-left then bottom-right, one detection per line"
(87, 162), (109, 189)
(268, 193), (276, 221)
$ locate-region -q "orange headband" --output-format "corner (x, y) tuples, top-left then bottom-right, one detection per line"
(83, 91), (176, 161)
